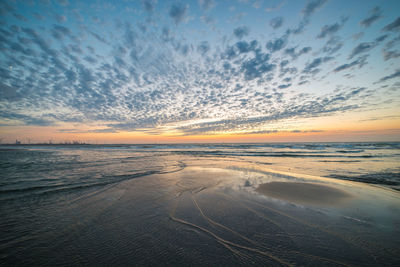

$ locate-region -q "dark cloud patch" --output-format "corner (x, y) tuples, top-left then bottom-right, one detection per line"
(197, 41), (210, 55)
(348, 42), (375, 59)
(360, 7), (382, 28)
(284, 46), (311, 59)
(375, 34), (388, 43)
(266, 36), (287, 52)
(302, 0), (327, 18)
(55, 14), (67, 23)
(280, 60), (289, 67)
(376, 69), (400, 83)
(142, 0), (157, 13)
(334, 55), (368, 72)
(270, 17), (284, 29)
(13, 13), (28, 22)
(352, 32), (364, 40)
(89, 31), (109, 44)
(198, 0), (215, 10)
(317, 18), (347, 39)
(291, 0), (327, 35)
(84, 56), (97, 64)
(51, 25), (70, 40)
(303, 57), (333, 73)
(22, 27), (67, 71)
(200, 15), (215, 25)
(69, 44), (83, 54)
(51, 25), (77, 42)
(240, 52), (275, 80)
(0, 111), (55, 126)
(169, 3), (188, 25)
(382, 17), (400, 32)
(89, 128), (118, 133)
(33, 12), (44, 20)
(233, 26), (249, 39)
(278, 83), (291, 89)
(235, 40), (259, 54)
(161, 27), (173, 42)
(383, 50), (400, 61)
(298, 80), (309, 85)
(179, 44), (190, 56)
(0, 83), (19, 100)
(0, 2), (14, 16)
(382, 37), (400, 61)
(322, 36), (343, 54)
(348, 35), (387, 59)
(57, 0), (69, 6)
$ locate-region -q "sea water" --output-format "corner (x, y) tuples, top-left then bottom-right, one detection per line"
(1, 142), (399, 265)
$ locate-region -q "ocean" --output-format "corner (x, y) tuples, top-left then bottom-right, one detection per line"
(1, 142), (400, 266)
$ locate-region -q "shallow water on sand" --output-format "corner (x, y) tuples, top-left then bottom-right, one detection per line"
(1, 144), (400, 266)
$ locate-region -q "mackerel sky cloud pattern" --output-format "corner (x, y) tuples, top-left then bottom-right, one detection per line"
(0, 0), (399, 136)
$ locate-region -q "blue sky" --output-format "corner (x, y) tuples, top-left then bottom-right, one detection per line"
(0, 0), (399, 142)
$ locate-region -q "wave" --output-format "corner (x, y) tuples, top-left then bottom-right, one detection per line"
(0, 170), (159, 201)
(165, 150), (379, 158)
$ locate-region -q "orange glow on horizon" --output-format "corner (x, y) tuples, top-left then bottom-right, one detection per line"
(1, 125), (399, 144)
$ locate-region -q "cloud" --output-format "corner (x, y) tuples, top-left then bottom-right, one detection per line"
(278, 83), (291, 89)
(265, 0), (285, 12)
(89, 30), (109, 44)
(51, 24), (78, 42)
(89, 128), (118, 133)
(142, 0), (157, 13)
(303, 56), (333, 74)
(383, 50), (400, 61)
(197, 41), (210, 55)
(233, 26), (249, 39)
(284, 46), (311, 59)
(198, 0), (215, 10)
(382, 36), (400, 61)
(57, 0), (69, 6)
(333, 55), (368, 72)
(171, 87), (367, 135)
(169, 3), (188, 25)
(352, 32), (364, 40)
(0, 111), (55, 126)
(55, 14), (67, 23)
(240, 52), (275, 80)
(348, 35), (388, 59)
(348, 42), (374, 59)
(302, 0), (327, 18)
(0, 2), (14, 16)
(291, 0), (327, 35)
(360, 7), (382, 27)
(270, 17), (284, 29)
(382, 17), (400, 32)
(321, 36), (343, 54)
(317, 18), (346, 39)
(22, 27), (67, 71)
(0, 83), (19, 100)
(266, 36), (287, 52)
(376, 69), (400, 83)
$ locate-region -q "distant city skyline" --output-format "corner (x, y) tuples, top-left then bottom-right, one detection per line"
(0, 0), (399, 143)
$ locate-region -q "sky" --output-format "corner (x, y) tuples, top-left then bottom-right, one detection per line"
(0, 0), (399, 143)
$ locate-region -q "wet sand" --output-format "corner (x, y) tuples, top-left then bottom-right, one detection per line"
(2, 158), (400, 266)
(256, 181), (353, 206)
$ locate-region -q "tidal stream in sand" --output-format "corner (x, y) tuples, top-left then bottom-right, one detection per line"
(1, 143), (400, 266)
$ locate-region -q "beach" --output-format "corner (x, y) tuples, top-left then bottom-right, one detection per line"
(1, 144), (400, 266)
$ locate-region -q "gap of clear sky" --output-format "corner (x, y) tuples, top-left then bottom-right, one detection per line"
(0, 0), (399, 143)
